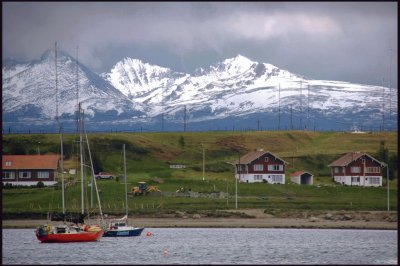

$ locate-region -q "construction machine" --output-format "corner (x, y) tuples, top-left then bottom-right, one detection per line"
(130, 182), (161, 196)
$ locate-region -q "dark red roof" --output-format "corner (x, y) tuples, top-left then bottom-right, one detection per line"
(2, 155), (60, 170)
(234, 150), (287, 164)
(328, 152), (386, 167)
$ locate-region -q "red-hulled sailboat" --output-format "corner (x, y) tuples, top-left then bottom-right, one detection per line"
(35, 224), (103, 243)
(35, 43), (104, 243)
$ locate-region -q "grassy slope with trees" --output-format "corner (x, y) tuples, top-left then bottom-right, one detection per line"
(2, 131), (397, 218)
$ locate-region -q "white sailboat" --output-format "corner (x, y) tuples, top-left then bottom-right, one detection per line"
(103, 144), (144, 237)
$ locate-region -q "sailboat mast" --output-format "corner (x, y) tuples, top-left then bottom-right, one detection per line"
(60, 131), (65, 215)
(54, 41), (65, 216)
(85, 130), (103, 221)
(79, 103), (85, 215)
(123, 144), (128, 217)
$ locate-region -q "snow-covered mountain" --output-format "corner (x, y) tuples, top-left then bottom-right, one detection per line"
(2, 50), (144, 129)
(2, 51), (397, 132)
(103, 54), (397, 131)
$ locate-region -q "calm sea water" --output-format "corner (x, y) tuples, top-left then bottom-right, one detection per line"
(2, 228), (397, 264)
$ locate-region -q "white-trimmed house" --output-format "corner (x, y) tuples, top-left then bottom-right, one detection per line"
(328, 152), (386, 187)
(234, 149), (288, 184)
(2, 155), (60, 186)
(290, 171), (313, 185)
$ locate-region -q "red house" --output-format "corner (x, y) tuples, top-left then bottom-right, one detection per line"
(328, 152), (386, 187)
(2, 155), (60, 186)
(234, 149), (288, 184)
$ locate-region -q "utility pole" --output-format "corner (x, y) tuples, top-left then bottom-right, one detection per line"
(278, 83), (281, 130)
(161, 87), (165, 132)
(257, 117), (260, 131)
(290, 105), (293, 130)
(387, 166), (390, 212)
(299, 81), (303, 130)
(202, 144), (205, 181)
(183, 105), (187, 132)
(307, 84), (310, 130)
(236, 154), (240, 209)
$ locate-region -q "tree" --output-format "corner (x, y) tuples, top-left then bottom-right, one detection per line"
(9, 142), (26, 155)
(376, 140), (389, 163)
(388, 153), (397, 180)
(179, 136), (185, 147)
(376, 140), (397, 180)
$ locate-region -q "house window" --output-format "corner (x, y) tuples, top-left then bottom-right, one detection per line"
(351, 177), (360, 182)
(268, 165), (283, 171)
(351, 167), (361, 173)
(270, 175), (282, 182)
(264, 157), (269, 162)
(237, 165), (246, 173)
(38, 171), (50, 179)
(19, 171), (31, 179)
(254, 175), (263, 180)
(5, 161), (12, 166)
(334, 167), (343, 173)
(369, 177), (380, 185)
(253, 164), (263, 171)
(2, 171), (15, 179)
(365, 167), (380, 173)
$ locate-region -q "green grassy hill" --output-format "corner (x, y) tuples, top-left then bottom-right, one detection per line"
(2, 131), (397, 217)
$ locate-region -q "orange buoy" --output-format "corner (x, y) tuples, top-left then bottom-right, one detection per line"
(146, 231), (152, 236)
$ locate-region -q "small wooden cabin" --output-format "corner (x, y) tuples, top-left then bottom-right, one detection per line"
(290, 171), (313, 185)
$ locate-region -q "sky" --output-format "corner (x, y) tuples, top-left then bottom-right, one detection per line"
(3, 2), (398, 88)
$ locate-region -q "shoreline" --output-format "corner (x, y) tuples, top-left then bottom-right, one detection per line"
(3, 217), (397, 230)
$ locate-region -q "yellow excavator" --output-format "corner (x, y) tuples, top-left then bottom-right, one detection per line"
(130, 182), (161, 196)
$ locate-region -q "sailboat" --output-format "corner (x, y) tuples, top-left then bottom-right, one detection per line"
(35, 108), (104, 243)
(103, 144), (144, 237)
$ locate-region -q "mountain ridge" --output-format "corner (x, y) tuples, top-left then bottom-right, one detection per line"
(2, 50), (397, 132)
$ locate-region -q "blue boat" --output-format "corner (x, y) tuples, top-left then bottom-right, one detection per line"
(103, 216), (144, 237)
(103, 144), (145, 238)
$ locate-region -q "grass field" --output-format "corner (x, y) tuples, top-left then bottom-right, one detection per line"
(2, 131), (397, 217)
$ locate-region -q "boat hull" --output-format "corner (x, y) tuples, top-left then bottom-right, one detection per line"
(103, 227), (144, 237)
(35, 229), (103, 243)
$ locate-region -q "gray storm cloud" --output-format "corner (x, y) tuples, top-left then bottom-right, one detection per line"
(3, 2), (397, 87)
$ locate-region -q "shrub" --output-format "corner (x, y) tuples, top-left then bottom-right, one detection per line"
(37, 181), (45, 188)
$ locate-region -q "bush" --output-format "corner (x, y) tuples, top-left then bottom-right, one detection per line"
(37, 181), (45, 188)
